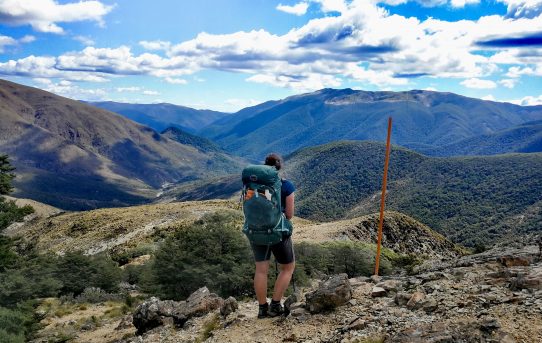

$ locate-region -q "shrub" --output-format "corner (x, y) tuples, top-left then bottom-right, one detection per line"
(55, 252), (122, 296)
(151, 211), (253, 299)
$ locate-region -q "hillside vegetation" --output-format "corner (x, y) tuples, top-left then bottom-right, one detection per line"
(285, 141), (542, 247)
(416, 120), (542, 156)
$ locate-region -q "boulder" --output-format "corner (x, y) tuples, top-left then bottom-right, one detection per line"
(510, 266), (542, 290)
(184, 286), (224, 318)
(305, 274), (352, 313)
(376, 279), (403, 293)
(406, 291), (426, 310)
(284, 293), (300, 315)
(395, 292), (412, 306)
(132, 287), (224, 335)
(132, 297), (186, 335)
(220, 296), (238, 317)
(371, 286), (387, 297)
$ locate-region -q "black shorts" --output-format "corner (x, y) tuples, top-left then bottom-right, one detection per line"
(251, 237), (295, 264)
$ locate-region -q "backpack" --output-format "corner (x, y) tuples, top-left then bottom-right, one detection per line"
(241, 165), (287, 246)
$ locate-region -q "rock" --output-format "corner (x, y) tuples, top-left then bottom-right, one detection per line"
(371, 286), (387, 298)
(480, 317), (500, 332)
(422, 297), (438, 313)
(395, 292), (412, 306)
(184, 286), (224, 318)
(81, 319), (96, 331)
(305, 274), (352, 313)
(133, 287), (224, 335)
(348, 299), (357, 306)
(284, 293), (299, 315)
(290, 307), (310, 320)
(391, 318), (516, 343)
(499, 256), (530, 267)
(283, 333), (298, 342)
(370, 275), (382, 283)
(346, 317), (366, 331)
(115, 315), (133, 330)
(510, 266), (542, 290)
(132, 297), (185, 335)
(406, 291), (426, 310)
(376, 279), (403, 293)
(349, 276), (371, 288)
(220, 296), (238, 317)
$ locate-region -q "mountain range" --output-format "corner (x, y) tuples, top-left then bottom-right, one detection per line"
(90, 101), (229, 133)
(199, 89), (542, 160)
(0, 79), (243, 210)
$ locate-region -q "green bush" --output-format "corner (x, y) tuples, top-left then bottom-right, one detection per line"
(55, 252), (122, 296)
(0, 236), (19, 273)
(295, 241), (394, 279)
(150, 211), (253, 299)
(0, 197), (34, 232)
(0, 303), (39, 343)
(0, 255), (62, 306)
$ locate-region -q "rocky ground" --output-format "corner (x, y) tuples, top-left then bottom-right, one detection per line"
(96, 243), (541, 343)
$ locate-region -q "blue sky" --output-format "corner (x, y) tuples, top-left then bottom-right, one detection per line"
(0, 0), (541, 112)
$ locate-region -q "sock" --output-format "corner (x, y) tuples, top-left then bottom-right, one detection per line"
(271, 299), (280, 305)
(259, 302), (268, 307)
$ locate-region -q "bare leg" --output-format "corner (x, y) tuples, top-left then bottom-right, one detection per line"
(272, 262), (295, 301)
(254, 261), (270, 304)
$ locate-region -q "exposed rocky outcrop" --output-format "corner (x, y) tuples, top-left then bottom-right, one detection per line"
(123, 244), (541, 342)
(305, 274), (352, 313)
(132, 287), (224, 335)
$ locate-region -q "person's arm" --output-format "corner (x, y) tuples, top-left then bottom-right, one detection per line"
(284, 192), (295, 220)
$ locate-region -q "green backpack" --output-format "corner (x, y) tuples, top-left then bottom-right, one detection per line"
(241, 165), (288, 246)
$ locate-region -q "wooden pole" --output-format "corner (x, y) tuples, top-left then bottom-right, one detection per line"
(374, 117), (393, 276)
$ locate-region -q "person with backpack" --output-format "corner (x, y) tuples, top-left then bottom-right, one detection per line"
(241, 153), (295, 318)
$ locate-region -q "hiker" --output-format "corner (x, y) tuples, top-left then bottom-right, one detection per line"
(241, 153), (296, 318)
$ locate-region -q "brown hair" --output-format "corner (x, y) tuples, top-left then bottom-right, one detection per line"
(264, 153), (282, 170)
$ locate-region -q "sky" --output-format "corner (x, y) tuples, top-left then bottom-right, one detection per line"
(0, 0), (541, 112)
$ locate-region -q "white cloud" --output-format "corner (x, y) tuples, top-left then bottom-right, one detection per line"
(116, 87), (141, 92)
(164, 77), (187, 84)
(460, 78), (497, 89)
(449, 0), (480, 7)
(497, 0), (542, 18)
(498, 78), (518, 88)
(73, 35), (95, 46)
(276, 2), (309, 15)
(0, 55), (110, 82)
(505, 65), (542, 78)
(139, 40), (171, 51)
(33, 78), (107, 100)
(481, 94), (496, 101)
(508, 94), (542, 105)
(0, 34), (35, 52)
(0, 35), (17, 53)
(313, 0), (348, 13)
(142, 90), (160, 95)
(19, 35), (35, 43)
(0, 0), (113, 34)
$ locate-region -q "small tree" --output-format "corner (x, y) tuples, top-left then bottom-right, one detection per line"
(0, 155), (15, 196)
(0, 155), (34, 232)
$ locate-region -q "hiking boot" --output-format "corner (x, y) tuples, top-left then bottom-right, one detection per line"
(268, 301), (284, 317)
(257, 302), (268, 319)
